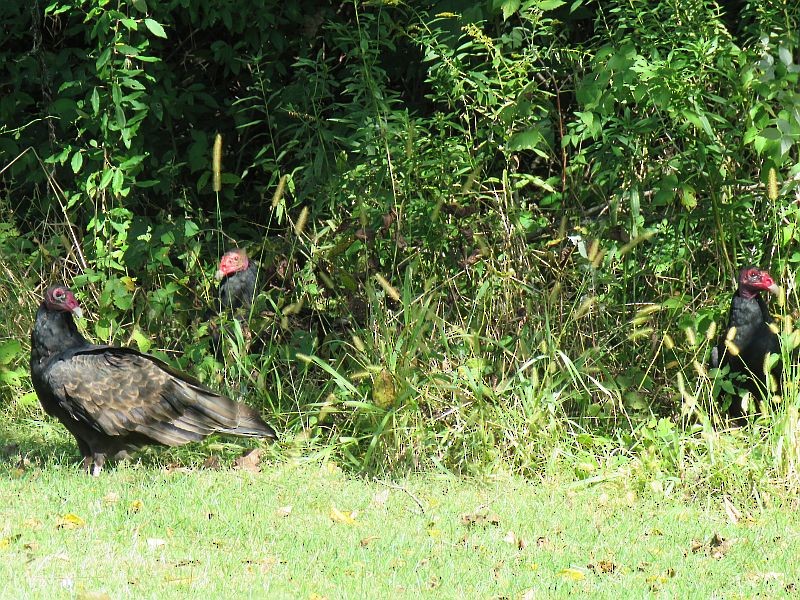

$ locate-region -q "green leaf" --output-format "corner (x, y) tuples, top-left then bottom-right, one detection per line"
(499, 0), (520, 20)
(90, 87), (100, 115)
(0, 340), (21, 365)
(507, 128), (544, 151)
(131, 329), (152, 353)
(99, 169), (114, 189)
(70, 151), (83, 174)
(537, 0), (566, 10)
(144, 18), (167, 39)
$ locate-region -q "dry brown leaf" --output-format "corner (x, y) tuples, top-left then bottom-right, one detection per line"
(202, 455), (221, 470)
(233, 448), (263, 472)
(723, 496), (742, 524)
(709, 533), (733, 559)
(103, 492), (120, 505)
(588, 559), (616, 574)
(275, 505), (293, 518)
(503, 530), (527, 550)
(460, 508), (501, 527)
(360, 536), (379, 547)
(520, 589), (536, 600)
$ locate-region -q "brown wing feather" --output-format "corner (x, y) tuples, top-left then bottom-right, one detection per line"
(45, 348), (268, 447)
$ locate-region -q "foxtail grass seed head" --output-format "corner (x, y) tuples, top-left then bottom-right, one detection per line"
(677, 372), (697, 409)
(591, 247), (606, 269)
(791, 329), (800, 351)
(769, 321), (781, 335)
(706, 321), (717, 341)
(778, 286), (786, 308)
(768, 167), (778, 201)
(619, 230), (656, 256)
(725, 326), (737, 342)
(663, 333), (675, 351)
(294, 206), (309, 236)
(575, 296), (596, 319)
(587, 238), (600, 263)
(784, 315), (793, 335)
(685, 326), (697, 348)
(627, 327), (653, 341)
(318, 270), (335, 291)
(548, 281), (562, 305)
(636, 304), (662, 318)
(539, 340), (548, 355)
(692, 360), (707, 378)
(352, 335), (366, 353)
(212, 133), (222, 192)
(725, 339), (740, 356)
(375, 273), (400, 302)
(272, 174), (287, 208)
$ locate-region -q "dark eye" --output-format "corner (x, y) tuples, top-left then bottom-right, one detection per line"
(54, 289), (65, 300)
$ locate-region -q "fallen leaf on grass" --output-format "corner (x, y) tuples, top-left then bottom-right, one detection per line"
(77, 591), (111, 600)
(0, 534), (21, 548)
(102, 492), (120, 505)
(503, 530), (527, 550)
(588, 559), (616, 574)
(56, 513), (85, 529)
(460, 507), (501, 527)
(557, 567), (587, 581)
(234, 449), (263, 472)
(373, 489), (390, 506)
(689, 534), (733, 559)
(723, 496), (742, 524)
(129, 499), (143, 513)
(202, 455), (221, 470)
(330, 506), (357, 525)
(275, 505), (293, 518)
(520, 589), (536, 600)
(360, 536), (379, 547)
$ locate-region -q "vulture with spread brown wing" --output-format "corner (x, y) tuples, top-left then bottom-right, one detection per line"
(30, 284), (276, 475)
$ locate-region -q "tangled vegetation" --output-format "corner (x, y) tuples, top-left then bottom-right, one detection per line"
(1, 0), (800, 498)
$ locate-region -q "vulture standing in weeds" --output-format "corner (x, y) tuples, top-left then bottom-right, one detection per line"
(710, 266), (781, 420)
(216, 248), (259, 312)
(30, 285), (276, 475)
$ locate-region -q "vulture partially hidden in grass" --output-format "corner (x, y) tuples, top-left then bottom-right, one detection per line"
(710, 266), (781, 420)
(215, 248), (259, 312)
(30, 285), (276, 475)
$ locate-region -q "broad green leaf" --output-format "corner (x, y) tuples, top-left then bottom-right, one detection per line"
(538, 0), (566, 9)
(507, 128), (544, 151)
(70, 151), (83, 174)
(131, 329), (152, 353)
(0, 340), (21, 365)
(500, 0), (520, 20)
(144, 18), (167, 39)
(90, 87), (100, 115)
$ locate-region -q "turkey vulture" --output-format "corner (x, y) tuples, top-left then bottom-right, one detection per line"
(215, 248), (259, 311)
(30, 285), (276, 475)
(710, 266), (781, 420)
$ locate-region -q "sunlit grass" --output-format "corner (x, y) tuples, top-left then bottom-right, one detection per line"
(1, 459), (800, 598)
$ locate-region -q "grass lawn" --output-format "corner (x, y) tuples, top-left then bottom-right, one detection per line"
(1, 452), (799, 599)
